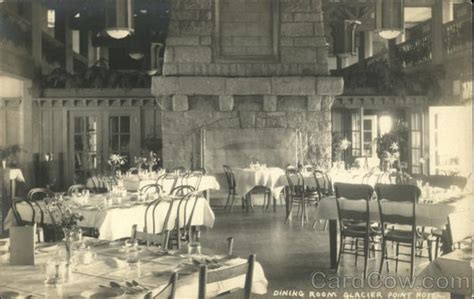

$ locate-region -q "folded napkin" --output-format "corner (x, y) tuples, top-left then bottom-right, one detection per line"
(104, 257), (127, 268)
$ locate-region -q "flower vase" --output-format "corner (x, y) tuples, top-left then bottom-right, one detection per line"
(63, 231), (74, 282)
(1, 160), (5, 169)
(148, 164), (153, 173)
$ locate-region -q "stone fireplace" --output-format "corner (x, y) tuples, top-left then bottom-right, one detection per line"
(152, 0), (343, 173)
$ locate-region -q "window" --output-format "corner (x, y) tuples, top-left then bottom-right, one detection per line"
(410, 112), (422, 174)
(72, 115), (98, 182)
(350, 111), (361, 157)
(109, 116), (131, 167)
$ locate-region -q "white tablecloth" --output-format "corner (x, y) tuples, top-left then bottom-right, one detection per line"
(314, 195), (472, 229)
(122, 175), (220, 193)
(0, 241), (268, 298)
(4, 195), (216, 241)
(233, 168), (287, 198)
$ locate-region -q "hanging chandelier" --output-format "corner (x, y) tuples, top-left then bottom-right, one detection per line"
(105, 0), (134, 39)
(375, 0), (405, 40)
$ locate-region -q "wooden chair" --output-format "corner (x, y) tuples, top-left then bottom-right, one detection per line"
(142, 198), (175, 248)
(223, 165), (243, 212)
(170, 185), (195, 196)
(157, 173), (178, 194)
(313, 169), (333, 201)
(184, 171), (203, 191)
(334, 183), (379, 277)
(285, 168), (318, 226)
(146, 272), (178, 299)
(198, 254), (255, 299)
(27, 188), (54, 240)
(375, 184), (432, 278)
(11, 199), (42, 242)
(67, 184), (90, 196)
(170, 191), (203, 249)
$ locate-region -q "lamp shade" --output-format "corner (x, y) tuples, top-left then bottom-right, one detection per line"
(129, 51), (144, 60)
(375, 0), (404, 40)
(105, 0), (134, 39)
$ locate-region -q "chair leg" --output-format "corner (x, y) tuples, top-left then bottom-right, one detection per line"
(229, 194), (236, 213)
(410, 239), (416, 279)
(395, 243), (399, 273)
(355, 239), (359, 266)
(224, 192), (231, 209)
(363, 236), (369, 278)
(379, 240), (386, 274)
(336, 236), (344, 273)
(427, 240), (433, 262)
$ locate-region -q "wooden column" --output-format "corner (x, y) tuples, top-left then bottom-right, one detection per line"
(64, 10), (74, 73)
(87, 31), (97, 67)
(31, 1), (42, 65)
(431, 0), (452, 64)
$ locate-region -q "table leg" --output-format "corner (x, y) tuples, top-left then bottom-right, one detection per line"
(329, 219), (338, 269)
(441, 229), (453, 254)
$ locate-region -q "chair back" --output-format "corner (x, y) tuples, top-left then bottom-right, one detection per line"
(285, 168), (305, 197)
(334, 183), (373, 230)
(375, 184), (420, 228)
(447, 211), (471, 247)
(11, 199), (36, 226)
(198, 254), (255, 299)
(223, 165), (236, 189)
(67, 184), (90, 196)
(151, 272), (178, 299)
(184, 172), (203, 190)
(174, 191), (203, 238)
(170, 185), (195, 196)
(140, 183), (162, 195)
(144, 198), (175, 240)
(27, 188), (54, 201)
(157, 173), (178, 194)
(171, 167), (187, 175)
(86, 174), (109, 193)
(313, 170), (333, 196)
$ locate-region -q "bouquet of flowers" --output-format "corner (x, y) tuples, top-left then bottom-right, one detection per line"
(108, 153), (127, 174)
(135, 151), (160, 172)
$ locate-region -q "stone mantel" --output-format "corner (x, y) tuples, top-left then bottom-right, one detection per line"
(152, 76), (343, 97)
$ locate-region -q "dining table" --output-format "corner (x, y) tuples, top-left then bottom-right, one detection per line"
(0, 238), (268, 298)
(4, 193), (216, 241)
(314, 194), (472, 269)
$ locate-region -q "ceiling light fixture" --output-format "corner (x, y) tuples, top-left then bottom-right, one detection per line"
(375, 0), (405, 40)
(105, 0), (134, 39)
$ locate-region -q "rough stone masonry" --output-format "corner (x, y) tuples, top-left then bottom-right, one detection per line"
(152, 0), (343, 171)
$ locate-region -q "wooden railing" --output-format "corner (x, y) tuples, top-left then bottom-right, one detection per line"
(396, 32), (432, 67)
(443, 16), (472, 56)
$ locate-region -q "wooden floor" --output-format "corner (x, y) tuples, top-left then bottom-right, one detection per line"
(201, 203), (434, 298)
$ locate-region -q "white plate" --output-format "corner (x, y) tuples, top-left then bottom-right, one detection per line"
(80, 287), (124, 298)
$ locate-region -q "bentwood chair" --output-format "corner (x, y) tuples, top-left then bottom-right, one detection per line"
(285, 168), (318, 226)
(170, 185), (195, 196)
(147, 272), (178, 299)
(198, 254), (256, 299)
(142, 198), (175, 249)
(334, 183), (379, 277)
(157, 173), (178, 194)
(375, 184), (432, 278)
(313, 169), (333, 201)
(223, 165), (243, 212)
(11, 199), (42, 242)
(184, 171), (203, 191)
(27, 188), (54, 240)
(169, 191), (203, 249)
(67, 184), (90, 196)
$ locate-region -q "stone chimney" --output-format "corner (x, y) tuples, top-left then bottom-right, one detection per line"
(152, 0), (343, 171)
